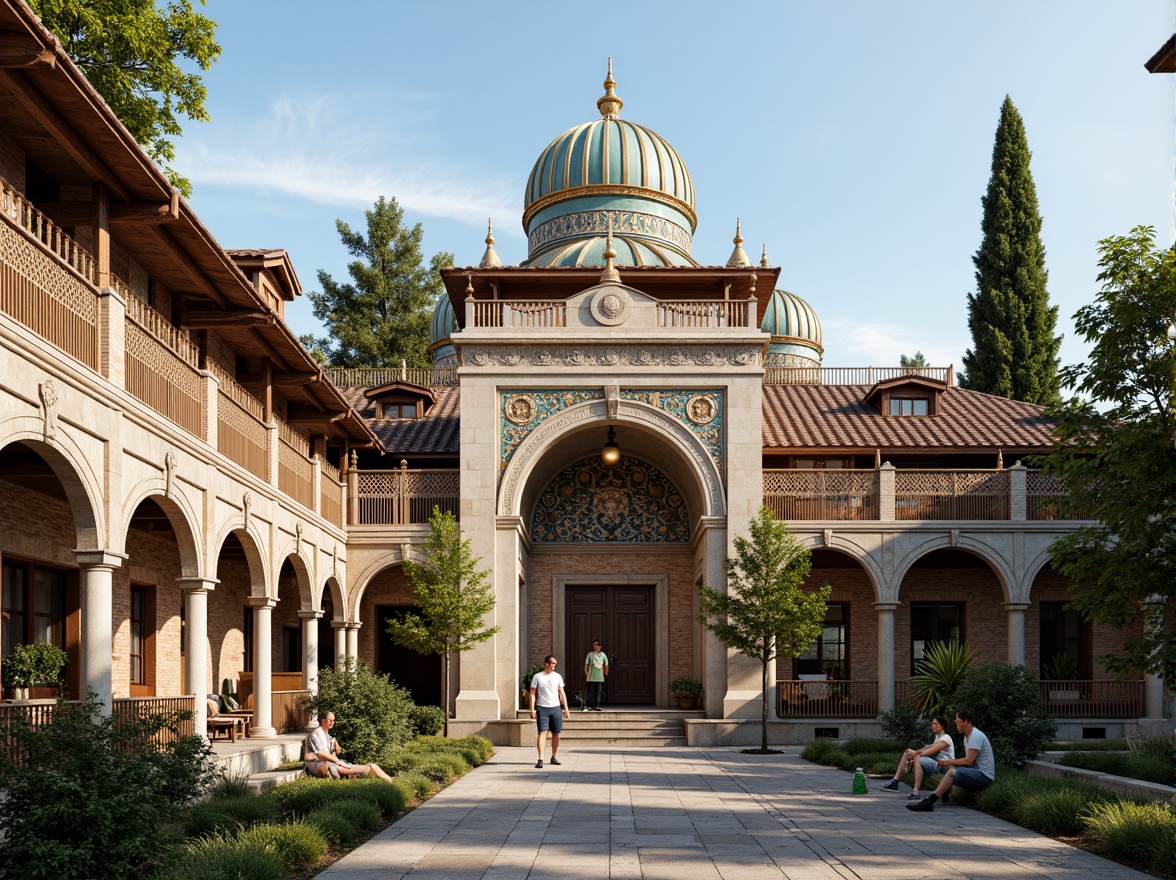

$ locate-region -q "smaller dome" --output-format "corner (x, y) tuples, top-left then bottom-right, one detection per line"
(762, 289), (823, 368)
(429, 295), (457, 366)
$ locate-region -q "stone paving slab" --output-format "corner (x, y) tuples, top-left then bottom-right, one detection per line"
(318, 746), (1156, 879)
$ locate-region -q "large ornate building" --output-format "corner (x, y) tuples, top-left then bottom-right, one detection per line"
(0, 0), (1164, 747)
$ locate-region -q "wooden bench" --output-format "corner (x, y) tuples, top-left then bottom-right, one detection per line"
(208, 716), (241, 742)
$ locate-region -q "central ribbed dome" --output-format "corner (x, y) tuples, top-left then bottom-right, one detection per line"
(521, 61), (697, 268)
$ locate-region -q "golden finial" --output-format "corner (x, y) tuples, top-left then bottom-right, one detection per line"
(760, 244), (770, 268)
(597, 57), (623, 120)
(726, 218), (751, 268)
(479, 218), (501, 268)
(465, 273), (474, 296)
(600, 215), (621, 284)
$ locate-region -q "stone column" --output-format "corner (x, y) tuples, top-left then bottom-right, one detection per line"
(332, 621), (347, 668)
(249, 597), (277, 737)
(1144, 595), (1166, 720)
(1004, 603), (1029, 666)
(1008, 462), (1027, 521)
(298, 610), (321, 693)
(345, 622), (360, 661)
(878, 463), (895, 522)
(75, 551), (124, 715)
(265, 423), (279, 487)
(97, 285), (126, 387)
(177, 578), (216, 738)
(875, 602), (898, 713)
(200, 369), (219, 446)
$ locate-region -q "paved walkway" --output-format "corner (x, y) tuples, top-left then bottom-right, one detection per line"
(319, 746), (1153, 880)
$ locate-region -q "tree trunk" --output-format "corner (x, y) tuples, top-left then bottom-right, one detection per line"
(442, 649), (450, 738)
(761, 659), (769, 753)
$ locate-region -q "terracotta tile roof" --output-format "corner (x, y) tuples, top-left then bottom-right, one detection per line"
(761, 384), (1056, 452)
(339, 386), (460, 454)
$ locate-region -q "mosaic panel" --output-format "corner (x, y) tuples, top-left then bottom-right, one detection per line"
(531, 455), (689, 543)
(621, 389), (724, 475)
(500, 389), (604, 476)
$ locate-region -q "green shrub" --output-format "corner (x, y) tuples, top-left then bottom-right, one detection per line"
(303, 658), (415, 763)
(268, 776), (354, 817)
(349, 778), (411, 816)
(879, 705), (928, 748)
(305, 807), (360, 845)
(950, 662), (1056, 767)
(209, 769), (253, 800)
(455, 735), (494, 762)
(1129, 734), (1173, 761)
(1082, 800), (1176, 873)
(842, 737), (904, 756)
(1014, 787), (1107, 836)
(380, 748), (423, 772)
(236, 821), (328, 869)
(1049, 740), (1128, 752)
(396, 771), (435, 799)
(182, 794), (281, 837)
(911, 641), (975, 715)
(833, 751), (902, 775)
(417, 752), (469, 782)
(155, 836), (286, 880)
(1060, 752), (1131, 775)
(0, 694), (217, 880)
(328, 797), (382, 831)
(408, 705), (446, 737)
(1060, 751), (1176, 786)
(971, 771), (1043, 820)
(801, 738), (840, 763)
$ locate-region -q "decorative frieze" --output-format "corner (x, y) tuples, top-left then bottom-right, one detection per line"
(527, 209), (693, 256)
(467, 345), (760, 369)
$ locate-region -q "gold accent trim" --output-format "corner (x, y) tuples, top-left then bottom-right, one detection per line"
(769, 334), (825, 354)
(523, 184), (698, 231)
(686, 394), (718, 426)
(505, 394), (536, 425)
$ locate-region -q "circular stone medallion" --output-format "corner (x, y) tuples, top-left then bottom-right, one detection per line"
(590, 288), (631, 326)
(504, 394), (536, 425)
(685, 393), (718, 425)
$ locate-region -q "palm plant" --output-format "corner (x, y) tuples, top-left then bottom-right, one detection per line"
(911, 640), (976, 715)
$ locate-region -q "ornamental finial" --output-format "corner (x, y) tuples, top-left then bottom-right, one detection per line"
(760, 244), (770, 268)
(597, 57), (623, 119)
(726, 218), (751, 268)
(600, 215), (621, 284)
(479, 218), (501, 268)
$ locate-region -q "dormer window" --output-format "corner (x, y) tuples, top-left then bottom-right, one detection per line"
(365, 381), (434, 421)
(377, 402), (419, 420)
(889, 398), (929, 416)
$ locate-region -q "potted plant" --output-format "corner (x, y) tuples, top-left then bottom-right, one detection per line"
(3, 644), (38, 700)
(670, 676), (702, 709)
(520, 664), (545, 705)
(1042, 654), (1081, 701)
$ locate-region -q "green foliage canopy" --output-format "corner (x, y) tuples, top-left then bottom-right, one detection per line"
(951, 661), (1056, 767)
(306, 196), (454, 368)
(1039, 226), (1176, 680)
(303, 658), (415, 764)
(699, 507), (830, 752)
(29, 0), (220, 197)
(961, 96), (1061, 405)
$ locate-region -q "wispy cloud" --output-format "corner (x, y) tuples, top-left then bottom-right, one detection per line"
(823, 318), (964, 370)
(180, 94), (519, 231)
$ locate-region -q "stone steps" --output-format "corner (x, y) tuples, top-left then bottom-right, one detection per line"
(516, 708), (701, 747)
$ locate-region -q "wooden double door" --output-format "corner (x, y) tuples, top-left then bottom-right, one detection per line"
(566, 585), (654, 705)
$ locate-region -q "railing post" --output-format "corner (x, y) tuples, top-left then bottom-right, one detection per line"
(311, 453), (322, 517)
(348, 450), (359, 525)
(200, 370), (219, 446)
(97, 285), (125, 387)
(266, 422), (279, 486)
(399, 459), (409, 524)
(878, 462), (895, 522)
(1009, 460), (1027, 521)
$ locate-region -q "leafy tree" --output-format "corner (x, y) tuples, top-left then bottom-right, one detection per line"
(698, 507), (830, 753)
(302, 658), (415, 764)
(900, 352), (928, 367)
(0, 693), (216, 880)
(28, 0), (220, 197)
(961, 96), (1061, 405)
(951, 662), (1056, 767)
(1039, 226), (1176, 680)
(306, 196), (454, 368)
(911, 640), (976, 715)
(386, 507), (499, 735)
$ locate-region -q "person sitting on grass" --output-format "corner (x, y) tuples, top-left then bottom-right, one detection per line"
(307, 710), (396, 783)
(907, 709), (995, 812)
(880, 714), (953, 798)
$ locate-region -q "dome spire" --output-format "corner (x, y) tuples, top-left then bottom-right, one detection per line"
(479, 218), (501, 268)
(726, 218), (751, 268)
(760, 244), (770, 267)
(597, 57), (623, 119)
(600, 215), (621, 283)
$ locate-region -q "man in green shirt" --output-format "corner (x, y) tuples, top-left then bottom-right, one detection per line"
(583, 640), (609, 711)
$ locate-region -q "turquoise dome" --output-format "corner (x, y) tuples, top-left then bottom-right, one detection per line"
(521, 62), (697, 268)
(761, 289), (823, 367)
(428, 295), (457, 366)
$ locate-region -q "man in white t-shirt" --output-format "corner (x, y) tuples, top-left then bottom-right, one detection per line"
(880, 714), (954, 798)
(907, 709), (996, 812)
(528, 654), (569, 769)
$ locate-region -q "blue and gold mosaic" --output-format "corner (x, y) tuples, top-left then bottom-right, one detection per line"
(531, 455), (689, 543)
(621, 389), (724, 475)
(500, 389), (604, 476)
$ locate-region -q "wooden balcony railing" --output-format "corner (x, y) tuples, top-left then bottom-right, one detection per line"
(656, 300), (750, 328)
(124, 296), (203, 436)
(325, 365), (458, 388)
(273, 690), (313, 734)
(764, 365), (955, 386)
(763, 470), (878, 520)
(354, 466), (459, 524)
(210, 361), (268, 479)
(320, 456), (343, 526)
(1039, 680), (1144, 718)
(276, 417), (313, 509)
(895, 470), (1009, 520)
(471, 300), (566, 328)
(777, 680), (879, 718)
(1, 178), (100, 369)
(1026, 472), (1094, 520)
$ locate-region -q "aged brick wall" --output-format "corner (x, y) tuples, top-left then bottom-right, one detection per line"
(120, 522), (184, 697)
(207, 552), (252, 696)
(357, 565), (416, 666)
(528, 548), (697, 683)
(272, 562), (303, 673)
(778, 562), (878, 681)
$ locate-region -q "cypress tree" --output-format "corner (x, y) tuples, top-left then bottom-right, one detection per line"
(961, 97), (1061, 404)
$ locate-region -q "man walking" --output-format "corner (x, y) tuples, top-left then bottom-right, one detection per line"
(529, 654), (570, 768)
(583, 640), (609, 711)
(907, 709), (995, 812)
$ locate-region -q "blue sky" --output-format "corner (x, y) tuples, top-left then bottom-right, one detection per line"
(177, 1), (1174, 374)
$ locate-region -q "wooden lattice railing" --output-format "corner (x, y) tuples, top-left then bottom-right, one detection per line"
(124, 296), (202, 435)
(319, 456), (342, 526)
(763, 470), (879, 520)
(894, 470), (1009, 520)
(278, 431), (315, 510)
(764, 366), (955, 385)
(354, 467), (459, 524)
(210, 361), (268, 479)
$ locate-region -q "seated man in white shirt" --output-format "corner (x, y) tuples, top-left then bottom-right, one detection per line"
(307, 710), (395, 783)
(907, 709), (996, 812)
